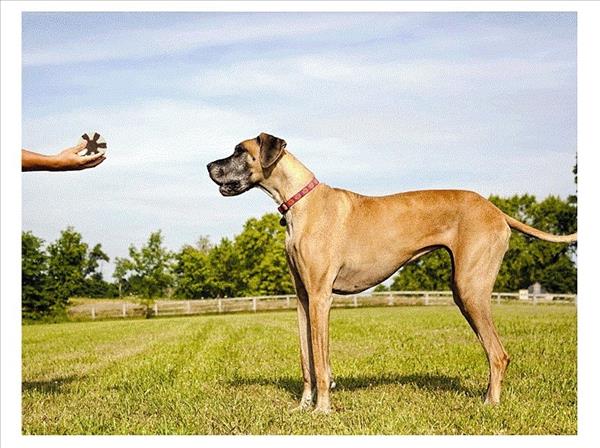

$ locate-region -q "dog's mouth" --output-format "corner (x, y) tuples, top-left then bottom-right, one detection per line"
(219, 182), (239, 196)
(218, 181), (252, 197)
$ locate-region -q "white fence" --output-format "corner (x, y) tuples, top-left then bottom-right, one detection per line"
(68, 290), (576, 321)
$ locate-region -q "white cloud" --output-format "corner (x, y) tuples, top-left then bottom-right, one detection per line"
(177, 54), (573, 100)
(23, 13), (419, 67)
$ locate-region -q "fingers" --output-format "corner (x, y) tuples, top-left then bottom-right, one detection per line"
(69, 142), (88, 154)
(80, 150), (106, 162)
(79, 155), (106, 170)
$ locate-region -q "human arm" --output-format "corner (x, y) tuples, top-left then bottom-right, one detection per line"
(22, 143), (106, 172)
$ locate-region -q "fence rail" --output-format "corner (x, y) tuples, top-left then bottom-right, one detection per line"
(68, 290), (576, 321)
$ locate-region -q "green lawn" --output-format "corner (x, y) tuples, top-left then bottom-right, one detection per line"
(22, 304), (576, 435)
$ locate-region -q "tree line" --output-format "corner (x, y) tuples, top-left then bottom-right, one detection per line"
(22, 194), (576, 319)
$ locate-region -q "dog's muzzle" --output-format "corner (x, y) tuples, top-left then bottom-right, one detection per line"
(207, 160), (252, 197)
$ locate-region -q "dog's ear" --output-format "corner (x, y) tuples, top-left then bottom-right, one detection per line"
(258, 132), (286, 169)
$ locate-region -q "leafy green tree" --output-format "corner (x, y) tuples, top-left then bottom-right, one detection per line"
(174, 236), (217, 299)
(491, 195), (576, 293)
(22, 232), (50, 319)
(76, 243), (112, 297)
(113, 256), (131, 298)
(118, 230), (174, 299)
(23, 228), (113, 318)
(86, 244), (109, 277)
(204, 237), (241, 298)
(174, 214), (294, 298)
(45, 227), (91, 310)
(390, 249), (453, 291)
(79, 272), (117, 298)
(233, 213), (294, 296)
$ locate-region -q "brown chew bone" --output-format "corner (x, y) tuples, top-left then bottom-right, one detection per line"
(80, 132), (107, 156)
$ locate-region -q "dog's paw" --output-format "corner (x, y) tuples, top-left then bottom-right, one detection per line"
(291, 400), (313, 413)
(483, 396), (501, 406)
(312, 405), (333, 415)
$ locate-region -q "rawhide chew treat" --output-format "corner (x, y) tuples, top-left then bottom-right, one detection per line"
(78, 132), (107, 156)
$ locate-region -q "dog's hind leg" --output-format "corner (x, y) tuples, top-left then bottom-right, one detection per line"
(450, 229), (511, 405)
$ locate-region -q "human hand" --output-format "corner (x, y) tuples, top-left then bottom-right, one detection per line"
(51, 142), (106, 171)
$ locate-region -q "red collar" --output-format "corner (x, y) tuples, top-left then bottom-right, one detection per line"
(277, 177), (319, 214)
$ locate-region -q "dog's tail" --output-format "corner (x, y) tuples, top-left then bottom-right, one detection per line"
(504, 213), (577, 243)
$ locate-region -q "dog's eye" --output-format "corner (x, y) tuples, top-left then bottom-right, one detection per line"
(234, 145), (244, 155)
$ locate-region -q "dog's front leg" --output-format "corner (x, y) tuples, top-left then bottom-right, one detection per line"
(287, 261), (316, 411)
(308, 291), (334, 414)
(295, 290), (316, 410)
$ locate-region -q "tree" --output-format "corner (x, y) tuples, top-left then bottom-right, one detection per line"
(390, 249), (453, 291)
(113, 256), (130, 298)
(22, 228), (113, 318)
(174, 215), (294, 299)
(373, 284), (389, 293)
(86, 244), (109, 277)
(22, 232), (50, 319)
(76, 243), (112, 297)
(203, 237), (241, 298)
(118, 230), (174, 299)
(233, 213), (294, 296)
(45, 227), (91, 311)
(491, 194), (577, 293)
(44, 227), (112, 304)
(174, 237), (217, 299)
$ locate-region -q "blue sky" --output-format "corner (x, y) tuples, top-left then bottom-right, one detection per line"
(22, 12), (577, 278)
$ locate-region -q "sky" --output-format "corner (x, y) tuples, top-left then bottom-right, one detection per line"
(21, 12), (577, 278)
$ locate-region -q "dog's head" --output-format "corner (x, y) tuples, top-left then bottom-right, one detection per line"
(207, 132), (287, 196)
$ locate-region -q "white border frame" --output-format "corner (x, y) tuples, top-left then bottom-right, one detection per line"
(2, 2), (599, 447)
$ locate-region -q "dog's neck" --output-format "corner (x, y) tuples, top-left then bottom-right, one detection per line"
(258, 151), (316, 206)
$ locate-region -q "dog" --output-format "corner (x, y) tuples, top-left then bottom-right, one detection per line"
(207, 132), (577, 413)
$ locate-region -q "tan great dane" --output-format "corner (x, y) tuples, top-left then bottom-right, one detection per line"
(207, 132), (577, 414)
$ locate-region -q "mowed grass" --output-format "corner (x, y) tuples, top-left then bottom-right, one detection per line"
(22, 304), (576, 435)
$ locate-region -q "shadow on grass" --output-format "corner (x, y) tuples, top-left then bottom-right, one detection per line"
(22, 375), (81, 395)
(228, 372), (480, 399)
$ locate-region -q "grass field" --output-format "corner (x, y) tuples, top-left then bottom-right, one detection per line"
(22, 304), (576, 435)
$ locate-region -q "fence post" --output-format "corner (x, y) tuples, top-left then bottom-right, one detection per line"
(424, 292), (430, 306)
(154, 303), (158, 316)
(218, 299), (222, 313)
(252, 297), (257, 312)
(122, 303), (127, 317)
(387, 294), (393, 306)
(286, 296), (291, 309)
(495, 293), (500, 305)
(91, 306), (96, 320)
(187, 301), (191, 314)
(353, 296), (358, 307)
(533, 295), (538, 306)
